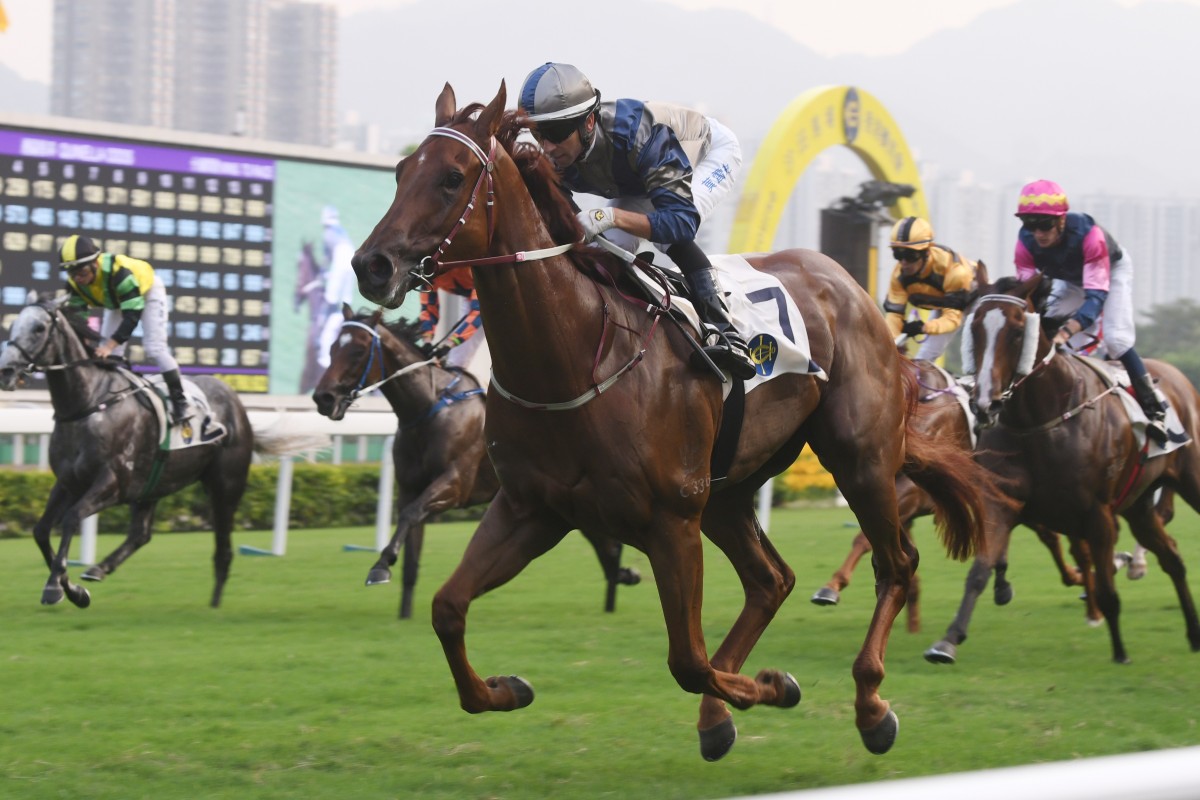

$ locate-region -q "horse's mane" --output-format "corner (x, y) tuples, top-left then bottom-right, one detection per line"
(492, 110), (619, 277)
(58, 303), (101, 354)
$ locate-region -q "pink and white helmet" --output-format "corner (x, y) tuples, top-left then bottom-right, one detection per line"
(1016, 179), (1069, 216)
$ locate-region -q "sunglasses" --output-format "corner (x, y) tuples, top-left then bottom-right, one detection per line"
(892, 248), (923, 262)
(533, 120), (578, 145)
(1021, 216), (1058, 232)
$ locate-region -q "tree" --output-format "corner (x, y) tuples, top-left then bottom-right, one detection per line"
(1136, 299), (1200, 387)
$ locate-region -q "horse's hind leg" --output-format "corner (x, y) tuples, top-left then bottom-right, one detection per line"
(431, 491), (570, 713)
(83, 502), (156, 582)
(1126, 499), (1200, 652)
(812, 531), (871, 607)
(398, 522), (425, 619)
(203, 461), (248, 608)
(696, 492), (798, 761)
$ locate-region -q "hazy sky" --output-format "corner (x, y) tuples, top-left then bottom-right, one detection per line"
(0, 0), (1190, 83)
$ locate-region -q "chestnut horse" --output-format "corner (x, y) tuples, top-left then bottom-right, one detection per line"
(812, 358), (1098, 632)
(311, 306), (639, 619)
(350, 82), (993, 760)
(926, 274), (1200, 665)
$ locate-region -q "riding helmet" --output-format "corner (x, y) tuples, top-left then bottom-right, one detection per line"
(888, 217), (935, 251)
(518, 62), (600, 123)
(1016, 179), (1069, 217)
(58, 234), (102, 270)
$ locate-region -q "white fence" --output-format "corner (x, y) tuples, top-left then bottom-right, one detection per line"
(0, 393), (400, 562)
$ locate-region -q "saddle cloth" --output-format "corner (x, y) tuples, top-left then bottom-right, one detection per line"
(141, 374), (229, 449)
(632, 253), (828, 397)
(1073, 355), (1191, 456)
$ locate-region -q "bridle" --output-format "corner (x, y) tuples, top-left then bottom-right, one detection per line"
(338, 320), (436, 401)
(965, 294), (1053, 406)
(408, 123), (665, 412)
(5, 305), (93, 373)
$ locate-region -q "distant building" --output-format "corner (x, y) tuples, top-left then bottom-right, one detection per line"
(50, 0), (335, 147)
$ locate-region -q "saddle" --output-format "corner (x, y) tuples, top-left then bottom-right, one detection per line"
(114, 367), (229, 449)
(1072, 355), (1190, 454)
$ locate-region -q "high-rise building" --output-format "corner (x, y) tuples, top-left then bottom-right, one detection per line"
(50, 0), (335, 147)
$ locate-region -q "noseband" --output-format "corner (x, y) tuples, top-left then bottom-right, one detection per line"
(338, 320), (440, 401)
(965, 293), (1052, 406)
(7, 305), (68, 371)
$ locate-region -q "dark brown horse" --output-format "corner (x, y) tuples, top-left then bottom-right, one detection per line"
(926, 274), (1200, 664)
(812, 358), (1099, 632)
(349, 82), (994, 760)
(311, 306), (639, 619)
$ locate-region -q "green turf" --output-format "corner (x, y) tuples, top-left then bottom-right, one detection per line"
(2, 506), (1198, 799)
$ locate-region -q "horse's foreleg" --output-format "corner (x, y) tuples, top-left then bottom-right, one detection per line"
(1126, 502), (1200, 652)
(367, 474), (459, 587)
(1066, 537), (1101, 624)
(42, 475), (120, 607)
(83, 502), (155, 583)
(1030, 524), (1084, 587)
(925, 512), (1016, 665)
(1082, 510), (1128, 662)
(696, 495), (798, 761)
(398, 522), (425, 619)
(431, 491), (569, 713)
(32, 483), (72, 570)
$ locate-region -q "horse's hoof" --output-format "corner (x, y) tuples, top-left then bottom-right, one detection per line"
(1128, 561), (1147, 581)
(617, 567), (641, 585)
(41, 585), (65, 605)
(70, 587), (92, 609)
(699, 716), (737, 762)
(81, 567), (106, 582)
(756, 670), (801, 708)
(924, 641), (957, 664)
(365, 568), (392, 586)
(488, 675), (535, 710)
(1113, 654), (1132, 665)
(994, 584), (1014, 605)
(1087, 617), (1103, 628)
(811, 587), (840, 606)
(859, 709), (899, 755)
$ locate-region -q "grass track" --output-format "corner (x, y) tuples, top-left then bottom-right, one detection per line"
(2, 506), (1198, 799)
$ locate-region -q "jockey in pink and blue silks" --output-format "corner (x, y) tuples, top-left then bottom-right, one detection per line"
(1013, 179), (1170, 443)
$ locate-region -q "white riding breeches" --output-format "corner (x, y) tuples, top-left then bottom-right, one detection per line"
(100, 276), (179, 372)
(1042, 252), (1136, 359)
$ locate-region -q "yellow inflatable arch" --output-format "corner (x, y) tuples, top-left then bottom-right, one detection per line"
(728, 85), (928, 258)
(729, 86), (928, 495)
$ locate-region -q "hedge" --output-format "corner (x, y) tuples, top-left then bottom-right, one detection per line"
(0, 463), (389, 538)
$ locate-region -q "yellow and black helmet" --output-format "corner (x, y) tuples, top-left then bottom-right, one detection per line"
(59, 234), (102, 271)
(888, 217), (935, 251)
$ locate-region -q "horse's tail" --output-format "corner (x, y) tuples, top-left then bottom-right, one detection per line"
(898, 368), (996, 561)
(251, 423), (330, 459)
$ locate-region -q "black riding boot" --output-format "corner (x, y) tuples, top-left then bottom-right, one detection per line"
(163, 368), (191, 423)
(1120, 349), (1169, 444)
(667, 241), (757, 380)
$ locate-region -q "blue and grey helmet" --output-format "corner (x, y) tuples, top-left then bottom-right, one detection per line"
(518, 62), (601, 144)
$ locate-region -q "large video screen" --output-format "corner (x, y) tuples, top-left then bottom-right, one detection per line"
(0, 122), (403, 394)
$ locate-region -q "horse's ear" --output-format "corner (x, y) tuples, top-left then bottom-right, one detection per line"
(435, 83), (457, 127)
(1017, 271), (1042, 300)
(475, 80), (506, 140)
(51, 293), (72, 308)
(342, 303), (354, 320)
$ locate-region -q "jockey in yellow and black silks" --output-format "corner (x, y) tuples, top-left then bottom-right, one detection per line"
(882, 216), (979, 361)
(60, 234), (191, 422)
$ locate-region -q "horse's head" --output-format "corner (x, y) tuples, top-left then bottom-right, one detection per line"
(0, 294), (78, 390)
(312, 305), (385, 419)
(962, 273), (1047, 428)
(352, 81), (509, 309)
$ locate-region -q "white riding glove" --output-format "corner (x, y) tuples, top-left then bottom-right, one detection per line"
(577, 208), (616, 242)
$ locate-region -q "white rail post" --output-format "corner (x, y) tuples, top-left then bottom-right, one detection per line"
(270, 456), (294, 556)
(375, 434), (396, 551)
(757, 478), (773, 532)
(79, 515), (98, 565)
(13, 433), (25, 466)
(38, 433), (51, 470)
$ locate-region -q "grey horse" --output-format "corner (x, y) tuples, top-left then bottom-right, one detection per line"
(0, 294), (323, 608)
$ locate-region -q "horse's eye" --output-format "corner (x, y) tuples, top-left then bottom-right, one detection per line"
(443, 171), (464, 190)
